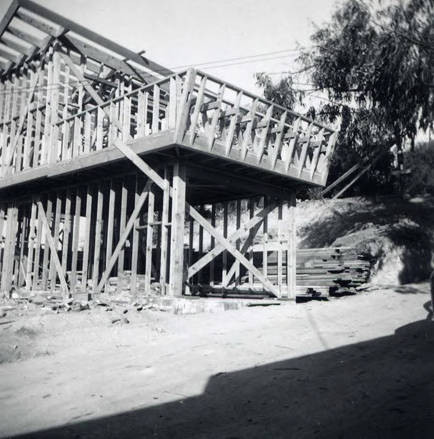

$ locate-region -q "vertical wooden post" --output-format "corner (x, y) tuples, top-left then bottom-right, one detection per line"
(144, 185), (155, 293)
(118, 180), (128, 282)
(209, 203), (216, 285)
(287, 193), (296, 299)
(26, 200), (37, 289)
(263, 196), (269, 280)
(32, 201), (43, 289)
(235, 200), (241, 285)
(248, 199), (254, 287)
(1, 205), (19, 294)
(61, 189), (72, 282)
(277, 203), (283, 298)
(49, 192), (62, 290)
(70, 188), (82, 293)
(222, 202), (228, 284)
(92, 183), (104, 292)
(131, 176), (140, 295)
(81, 185), (93, 293)
(169, 162), (186, 296)
(41, 196), (53, 289)
(159, 169), (170, 294)
(105, 180), (116, 283)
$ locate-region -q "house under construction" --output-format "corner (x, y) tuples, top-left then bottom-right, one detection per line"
(0, 0), (337, 300)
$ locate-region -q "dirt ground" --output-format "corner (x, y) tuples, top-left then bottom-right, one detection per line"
(0, 284), (433, 439)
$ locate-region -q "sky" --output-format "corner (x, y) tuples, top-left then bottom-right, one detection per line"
(0, 0), (339, 95)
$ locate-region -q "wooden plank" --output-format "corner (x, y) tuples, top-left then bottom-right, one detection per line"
(130, 176), (140, 294)
(225, 90), (242, 155)
(277, 204), (283, 297)
(297, 122), (313, 177)
(49, 192), (62, 290)
(188, 74), (206, 145)
(159, 168), (169, 294)
(49, 50), (60, 163)
(70, 188), (82, 292)
(174, 69), (196, 142)
(41, 196), (52, 289)
(95, 181), (152, 294)
(61, 189), (72, 278)
(105, 180), (115, 278)
(144, 185), (155, 293)
(36, 201), (69, 296)
(81, 185), (93, 292)
(198, 205), (204, 284)
(208, 83), (225, 149)
(168, 162), (186, 296)
(241, 98), (258, 159)
(284, 117), (300, 171)
(310, 129), (324, 179)
(152, 84), (160, 134)
(32, 200), (43, 289)
(257, 105), (273, 163)
(222, 202), (228, 284)
(25, 198), (37, 289)
(209, 203), (216, 285)
(118, 180), (128, 277)
(136, 90), (146, 138)
(168, 76), (177, 129)
(91, 184), (104, 291)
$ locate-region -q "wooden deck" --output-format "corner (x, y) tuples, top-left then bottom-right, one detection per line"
(0, 69), (336, 191)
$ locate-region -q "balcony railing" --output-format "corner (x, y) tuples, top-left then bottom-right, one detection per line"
(0, 69), (336, 186)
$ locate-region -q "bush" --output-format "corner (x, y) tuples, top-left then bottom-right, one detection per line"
(404, 141), (434, 196)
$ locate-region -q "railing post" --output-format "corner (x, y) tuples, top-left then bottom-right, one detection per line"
(174, 69), (196, 144)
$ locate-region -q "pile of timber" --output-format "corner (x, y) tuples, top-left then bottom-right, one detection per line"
(296, 247), (372, 290)
(261, 246), (372, 293)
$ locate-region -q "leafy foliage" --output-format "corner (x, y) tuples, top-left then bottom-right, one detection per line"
(256, 0), (433, 196)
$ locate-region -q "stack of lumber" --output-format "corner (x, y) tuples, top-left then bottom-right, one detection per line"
(295, 247), (371, 289)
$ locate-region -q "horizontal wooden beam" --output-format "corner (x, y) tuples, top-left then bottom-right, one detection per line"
(17, 0), (172, 78)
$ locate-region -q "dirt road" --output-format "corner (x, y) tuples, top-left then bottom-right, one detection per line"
(1, 285), (433, 438)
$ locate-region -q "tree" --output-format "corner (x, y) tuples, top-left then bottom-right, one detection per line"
(257, 0), (434, 196)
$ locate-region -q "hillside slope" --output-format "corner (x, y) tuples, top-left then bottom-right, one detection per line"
(296, 196), (434, 285)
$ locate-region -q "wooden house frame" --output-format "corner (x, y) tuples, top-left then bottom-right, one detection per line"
(0, 0), (337, 299)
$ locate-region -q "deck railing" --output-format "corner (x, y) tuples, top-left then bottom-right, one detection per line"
(0, 68), (336, 185)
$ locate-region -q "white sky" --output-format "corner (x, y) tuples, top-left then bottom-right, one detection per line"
(0, 0), (338, 94)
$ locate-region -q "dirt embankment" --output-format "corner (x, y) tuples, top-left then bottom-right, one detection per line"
(296, 196), (434, 285)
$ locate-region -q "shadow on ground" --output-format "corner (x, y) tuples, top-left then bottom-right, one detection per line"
(12, 319), (434, 439)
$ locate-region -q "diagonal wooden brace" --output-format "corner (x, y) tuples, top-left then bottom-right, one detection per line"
(37, 201), (69, 296)
(95, 181), (152, 294)
(7, 71), (39, 167)
(187, 202), (277, 279)
(61, 53), (279, 296)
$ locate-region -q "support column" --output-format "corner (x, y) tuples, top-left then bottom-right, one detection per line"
(286, 193), (297, 299)
(1, 204), (18, 295)
(169, 162), (186, 296)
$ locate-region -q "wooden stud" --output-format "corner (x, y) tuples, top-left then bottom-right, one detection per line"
(95, 181), (152, 294)
(81, 185), (93, 292)
(49, 192), (62, 290)
(70, 188), (82, 293)
(61, 189), (72, 281)
(144, 185), (155, 292)
(159, 169), (170, 294)
(118, 180), (128, 278)
(105, 180), (116, 280)
(130, 176), (140, 294)
(168, 162), (186, 296)
(90, 183), (104, 292)
(37, 201), (69, 296)
(41, 196), (53, 289)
